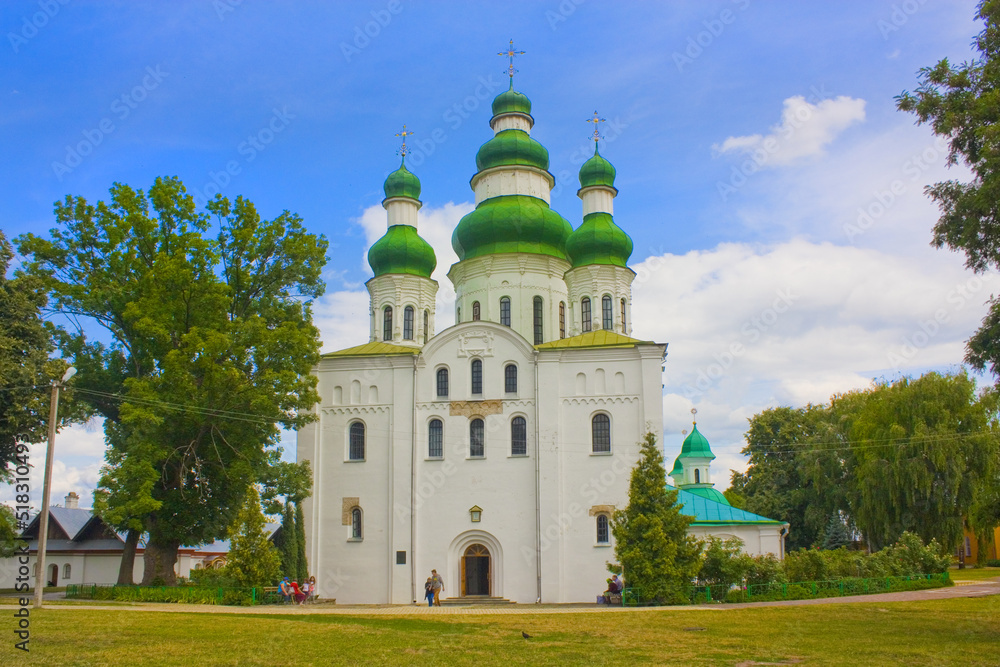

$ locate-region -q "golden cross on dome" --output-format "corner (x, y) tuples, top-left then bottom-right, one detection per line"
(587, 111), (606, 143)
(499, 39), (525, 79)
(395, 125), (413, 157)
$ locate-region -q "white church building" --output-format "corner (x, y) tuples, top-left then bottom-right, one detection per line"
(297, 73), (786, 604)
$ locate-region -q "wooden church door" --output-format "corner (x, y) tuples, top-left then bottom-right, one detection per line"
(461, 544), (491, 596)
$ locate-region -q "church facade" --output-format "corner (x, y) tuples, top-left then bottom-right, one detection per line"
(297, 76), (785, 604)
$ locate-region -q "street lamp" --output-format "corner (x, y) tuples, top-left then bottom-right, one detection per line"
(33, 366), (76, 609)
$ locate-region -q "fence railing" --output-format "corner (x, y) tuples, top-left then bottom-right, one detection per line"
(622, 572), (951, 607)
(65, 583), (282, 606)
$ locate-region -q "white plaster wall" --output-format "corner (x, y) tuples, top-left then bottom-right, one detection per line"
(565, 264), (636, 337)
(448, 254), (571, 345)
(472, 167), (553, 205)
(490, 114), (532, 133)
(580, 187), (615, 216)
(384, 198), (421, 228)
(366, 274), (438, 345)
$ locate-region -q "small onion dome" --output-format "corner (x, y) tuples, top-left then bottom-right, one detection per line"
(383, 159), (421, 200)
(566, 212), (633, 268)
(669, 456), (683, 478)
(679, 424), (716, 461)
(476, 129), (549, 172)
(368, 225), (436, 278)
(491, 82), (532, 117)
(685, 486), (731, 505)
(452, 194), (572, 261)
(579, 144), (616, 189)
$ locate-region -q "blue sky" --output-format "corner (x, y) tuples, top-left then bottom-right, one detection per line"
(1, 0), (992, 509)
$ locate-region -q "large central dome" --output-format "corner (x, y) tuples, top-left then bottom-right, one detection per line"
(452, 195), (572, 261)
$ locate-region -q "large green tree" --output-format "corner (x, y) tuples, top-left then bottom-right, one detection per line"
(17, 177), (327, 584)
(610, 432), (701, 604)
(897, 1), (1000, 376)
(729, 405), (845, 550)
(0, 230), (73, 480)
(836, 372), (998, 551)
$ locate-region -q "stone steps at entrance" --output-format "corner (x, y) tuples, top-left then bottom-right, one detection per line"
(439, 596), (515, 606)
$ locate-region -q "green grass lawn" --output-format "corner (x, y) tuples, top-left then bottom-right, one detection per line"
(6, 596), (998, 666)
(949, 566), (1000, 581)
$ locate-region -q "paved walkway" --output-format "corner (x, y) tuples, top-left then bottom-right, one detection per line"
(20, 580), (999, 615)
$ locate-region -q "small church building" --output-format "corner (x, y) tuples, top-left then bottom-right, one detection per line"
(298, 65), (787, 604)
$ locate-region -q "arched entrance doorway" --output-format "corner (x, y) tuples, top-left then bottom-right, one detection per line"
(461, 544), (490, 597)
(48, 564), (58, 587)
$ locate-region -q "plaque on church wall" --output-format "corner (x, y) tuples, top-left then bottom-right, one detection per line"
(456, 330), (495, 358)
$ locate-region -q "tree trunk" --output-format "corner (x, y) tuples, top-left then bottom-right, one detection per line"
(116, 528), (140, 585)
(141, 538), (180, 585)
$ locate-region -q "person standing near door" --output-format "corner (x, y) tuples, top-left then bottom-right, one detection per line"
(431, 569), (444, 606)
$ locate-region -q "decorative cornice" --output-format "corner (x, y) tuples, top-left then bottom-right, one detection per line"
(562, 396), (639, 406)
(321, 406), (391, 416)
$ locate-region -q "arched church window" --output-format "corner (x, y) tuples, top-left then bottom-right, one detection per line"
(533, 296), (543, 344)
(511, 416), (527, 456)
(500, 297), (511, 327)
(403, 306), (414, 340)
(596, 515), (609, 544)
(383, 306), (393, 341)
(348, 422), (366, 460)
(470, 418), (485, 458)
(591, 413), (610, 453)
(559, 302), (566, 339)
(428, 419), (443, 458)
(581, 298), (592, 333)
(472, 301), (481, 321)
(620, 299), (626, 331)
(436, 368), (449, 398)
(504, 364), (517, 393)
(471, 359), (483, 395)
(351, 507), (363, 540)
(63, 563), (71, 579)
(423, 310), (429, 344)
(695, 469), (701, 484)
(602, 295), (613, 330)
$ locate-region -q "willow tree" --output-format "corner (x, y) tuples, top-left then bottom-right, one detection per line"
(836, 372), (998, 551)
(17, 177), (327, 584)
(610, 432), (701, 604)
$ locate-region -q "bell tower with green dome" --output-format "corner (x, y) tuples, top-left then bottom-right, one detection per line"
(564, 113), (636, 337)
(366, 127), (438, 347)
(448, 42), (573, 345)
(669, 410), (731, 506)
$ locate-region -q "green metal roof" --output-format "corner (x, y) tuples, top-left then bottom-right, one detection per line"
(678, 424), (715, 461)
(579, 144), (616, 189)
(684, 486), (731, 506)
(491, 82), (532, 117)
(368, 224), (437, 278)
(535, 330), (650, 350)
(566, 212), (633, 268)
(451, 194), (572, 261)
(672, 486), (784, 525)
(322, 341), (419, 358)
(383, 159), (421, 200)
(476, 129), (549, 172)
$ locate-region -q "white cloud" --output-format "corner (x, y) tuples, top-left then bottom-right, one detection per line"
(714, 95), (866, 167)
(636, 239), (991, 485)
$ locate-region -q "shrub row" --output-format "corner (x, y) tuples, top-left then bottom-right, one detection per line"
(69, 584), (257, 606)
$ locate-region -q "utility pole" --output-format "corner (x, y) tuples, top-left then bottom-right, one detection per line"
(33, 367), (76, 609)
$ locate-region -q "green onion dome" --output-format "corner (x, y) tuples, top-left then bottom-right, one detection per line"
(452, 195), (573, 261)
(579, 144), (616, 189)
(566, 212), (633, 268)
(679, 424), (715, 461)
(368, 225), (436, 278)
(669, 456), (684, 478)
(491, 83), (532, 117)
(685, 486), (731, 505)
(476, 130), (549, 172)
(383, 159), (421, 200)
